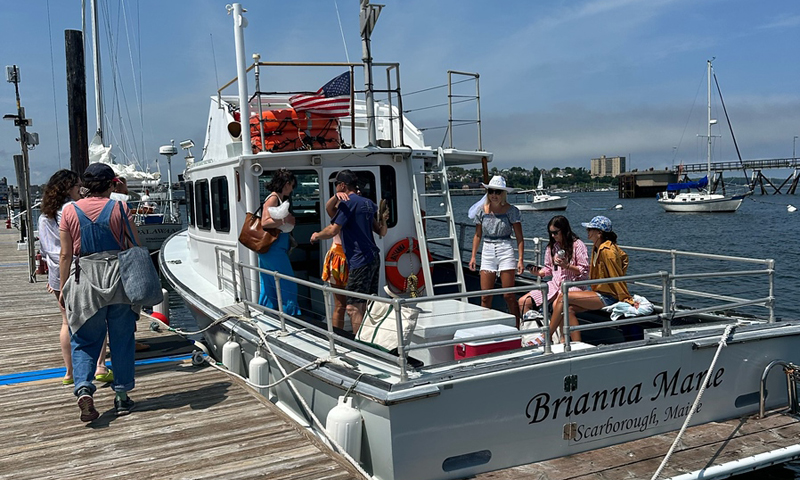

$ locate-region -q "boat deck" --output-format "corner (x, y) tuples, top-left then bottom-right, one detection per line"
(0, 229), (362, 480)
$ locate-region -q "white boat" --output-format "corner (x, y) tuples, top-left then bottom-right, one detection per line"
(657, 60), (749, 213)
(513, 175), (569, 211)
(160, 4), (800, 479)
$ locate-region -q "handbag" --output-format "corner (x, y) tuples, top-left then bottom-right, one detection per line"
(239, 204), (281, 254)
(117, 202), (164, 306)
(356, 300), (420, 353)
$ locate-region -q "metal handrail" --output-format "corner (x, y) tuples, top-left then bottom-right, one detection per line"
(219, 230), (775, 371)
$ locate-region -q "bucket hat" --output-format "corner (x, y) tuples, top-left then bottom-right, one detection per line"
(581, 215), (612, 232)
(480, 175), (514, 192)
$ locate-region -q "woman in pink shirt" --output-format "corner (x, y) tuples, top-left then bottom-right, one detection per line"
(518, 216), (589, 324)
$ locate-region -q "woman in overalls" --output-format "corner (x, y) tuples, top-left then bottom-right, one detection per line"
(60, 163), (140, 422)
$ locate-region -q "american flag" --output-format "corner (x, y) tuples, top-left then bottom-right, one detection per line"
(289, 72), (352, 117)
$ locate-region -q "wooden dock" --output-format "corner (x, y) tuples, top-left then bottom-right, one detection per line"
(0, 228), (361, 480)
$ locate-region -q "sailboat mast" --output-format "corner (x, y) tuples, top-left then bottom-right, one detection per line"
(90, 0), (104, 141)
(706, 59), (712, 184)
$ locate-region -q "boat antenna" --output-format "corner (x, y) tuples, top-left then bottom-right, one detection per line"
(712, 68), (750, 190)
(360, 0), (383, 146)
(334, 0), (350, 63)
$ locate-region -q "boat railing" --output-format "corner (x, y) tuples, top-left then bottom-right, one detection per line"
(233, 260), (548, 380)
(450, 219), (774, 321)
(218, 231), (774, 380)
(217, 60), (407, 149)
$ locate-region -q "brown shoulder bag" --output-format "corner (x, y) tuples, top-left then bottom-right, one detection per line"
(238, 205), (280, 254)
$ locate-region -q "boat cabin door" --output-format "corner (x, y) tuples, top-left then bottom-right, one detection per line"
(320, 166), (387, 288)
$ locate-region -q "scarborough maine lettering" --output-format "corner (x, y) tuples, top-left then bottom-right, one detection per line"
(525, 367), (724, 424)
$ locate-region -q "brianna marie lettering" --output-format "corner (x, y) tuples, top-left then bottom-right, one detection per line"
(525, 367), (724, 424)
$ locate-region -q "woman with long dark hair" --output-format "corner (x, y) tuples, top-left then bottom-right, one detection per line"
(39, 169), (112, 385)
(549, 216), (632, 342)
(518, 215), (589, 320)
(258, 169), (301, 315)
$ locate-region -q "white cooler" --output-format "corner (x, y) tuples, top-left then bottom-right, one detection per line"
(408, 300), (516, 365)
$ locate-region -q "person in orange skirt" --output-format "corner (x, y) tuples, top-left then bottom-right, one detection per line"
(322, 183), (351, 330)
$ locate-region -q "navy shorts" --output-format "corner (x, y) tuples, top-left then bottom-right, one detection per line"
(346, 255), (380, 305)
(597, 293), (618, 306)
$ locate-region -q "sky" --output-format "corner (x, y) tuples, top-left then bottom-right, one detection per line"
(1, 0), (799, 185)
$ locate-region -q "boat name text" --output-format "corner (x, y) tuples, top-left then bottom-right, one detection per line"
(525, 367), (724, 424)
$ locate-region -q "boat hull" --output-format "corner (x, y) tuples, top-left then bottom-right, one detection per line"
(657, 194), (745, 213)
(160, 231), (798, 480)
(514, 196), (569, 211)
(138, 222), (183, 251)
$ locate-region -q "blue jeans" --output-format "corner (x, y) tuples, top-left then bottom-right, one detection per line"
(71, 303), (137, 396)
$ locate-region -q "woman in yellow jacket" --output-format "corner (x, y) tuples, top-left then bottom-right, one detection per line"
(549, 216), (632, 342)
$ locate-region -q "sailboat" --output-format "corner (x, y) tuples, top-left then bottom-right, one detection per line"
(513, 173), (569, 211)
(84, 0), (182, 250)
(657, 59), (750, 213)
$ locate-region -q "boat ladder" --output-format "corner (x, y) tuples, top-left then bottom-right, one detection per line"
(408, 147), (466, 297)
(759, 360), (800, 418)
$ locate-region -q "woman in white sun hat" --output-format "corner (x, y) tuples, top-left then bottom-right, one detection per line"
(468, 175), (524, 326)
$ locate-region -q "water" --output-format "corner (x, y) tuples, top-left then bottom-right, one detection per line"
(163, 192), (800, 476)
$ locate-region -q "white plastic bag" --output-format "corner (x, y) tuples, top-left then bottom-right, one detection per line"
(268, 201), (293, 232)
(602, 294), (654, 321)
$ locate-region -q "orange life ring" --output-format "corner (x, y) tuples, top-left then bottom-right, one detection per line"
(385, 238), (431, 292)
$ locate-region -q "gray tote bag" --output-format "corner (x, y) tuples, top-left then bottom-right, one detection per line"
(117, 202), (163, 306)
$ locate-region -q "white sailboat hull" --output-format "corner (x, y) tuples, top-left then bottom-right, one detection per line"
(138, 222), (183, 251)
(657, 192), (746, 213)
(515, 196), (569, 211)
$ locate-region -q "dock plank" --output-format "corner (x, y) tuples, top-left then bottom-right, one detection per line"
(0, 229), (361, 480)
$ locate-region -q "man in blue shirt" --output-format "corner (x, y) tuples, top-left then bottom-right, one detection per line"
(311, 170), (387, 331)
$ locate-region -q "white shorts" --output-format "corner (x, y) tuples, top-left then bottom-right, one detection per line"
(480, 240), (517, 273)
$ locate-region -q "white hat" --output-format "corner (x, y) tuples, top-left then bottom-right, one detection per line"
(480, 175), (514, 192)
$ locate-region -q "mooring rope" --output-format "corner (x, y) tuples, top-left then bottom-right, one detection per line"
(650, 323), (736, 480)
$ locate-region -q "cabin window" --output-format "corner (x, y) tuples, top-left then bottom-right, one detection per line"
(327, 169), (395, 227)
(210, 176), (230, 232)
(195, 179), (211, 230)
(258, 170), (320, 223)
(327, 170), (377, 203)
(380, 165), (398, 228)
(185, 182), (195, 227)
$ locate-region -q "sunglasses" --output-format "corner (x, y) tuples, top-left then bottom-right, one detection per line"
(487, 188), (503, 195)
(549, 229), (560, 236)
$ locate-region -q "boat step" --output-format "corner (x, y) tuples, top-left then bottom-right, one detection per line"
(423, 214), (450, 220)
(417, 171), (444, 176)
(431, 259), (459, 266)
(427, 236), (454, 243)
(434, 281), (462, 288)
(420, 192), (445, 197)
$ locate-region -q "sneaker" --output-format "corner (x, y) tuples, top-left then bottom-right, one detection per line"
(77, 388), (99, 422)
(114, 396), (135, 416)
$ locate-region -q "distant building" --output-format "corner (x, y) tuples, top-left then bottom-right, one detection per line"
(0, 177), (8, 204)
(591, 155), (626, 178)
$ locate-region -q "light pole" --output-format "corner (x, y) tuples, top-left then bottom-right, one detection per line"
(793, 135), (798, 161)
